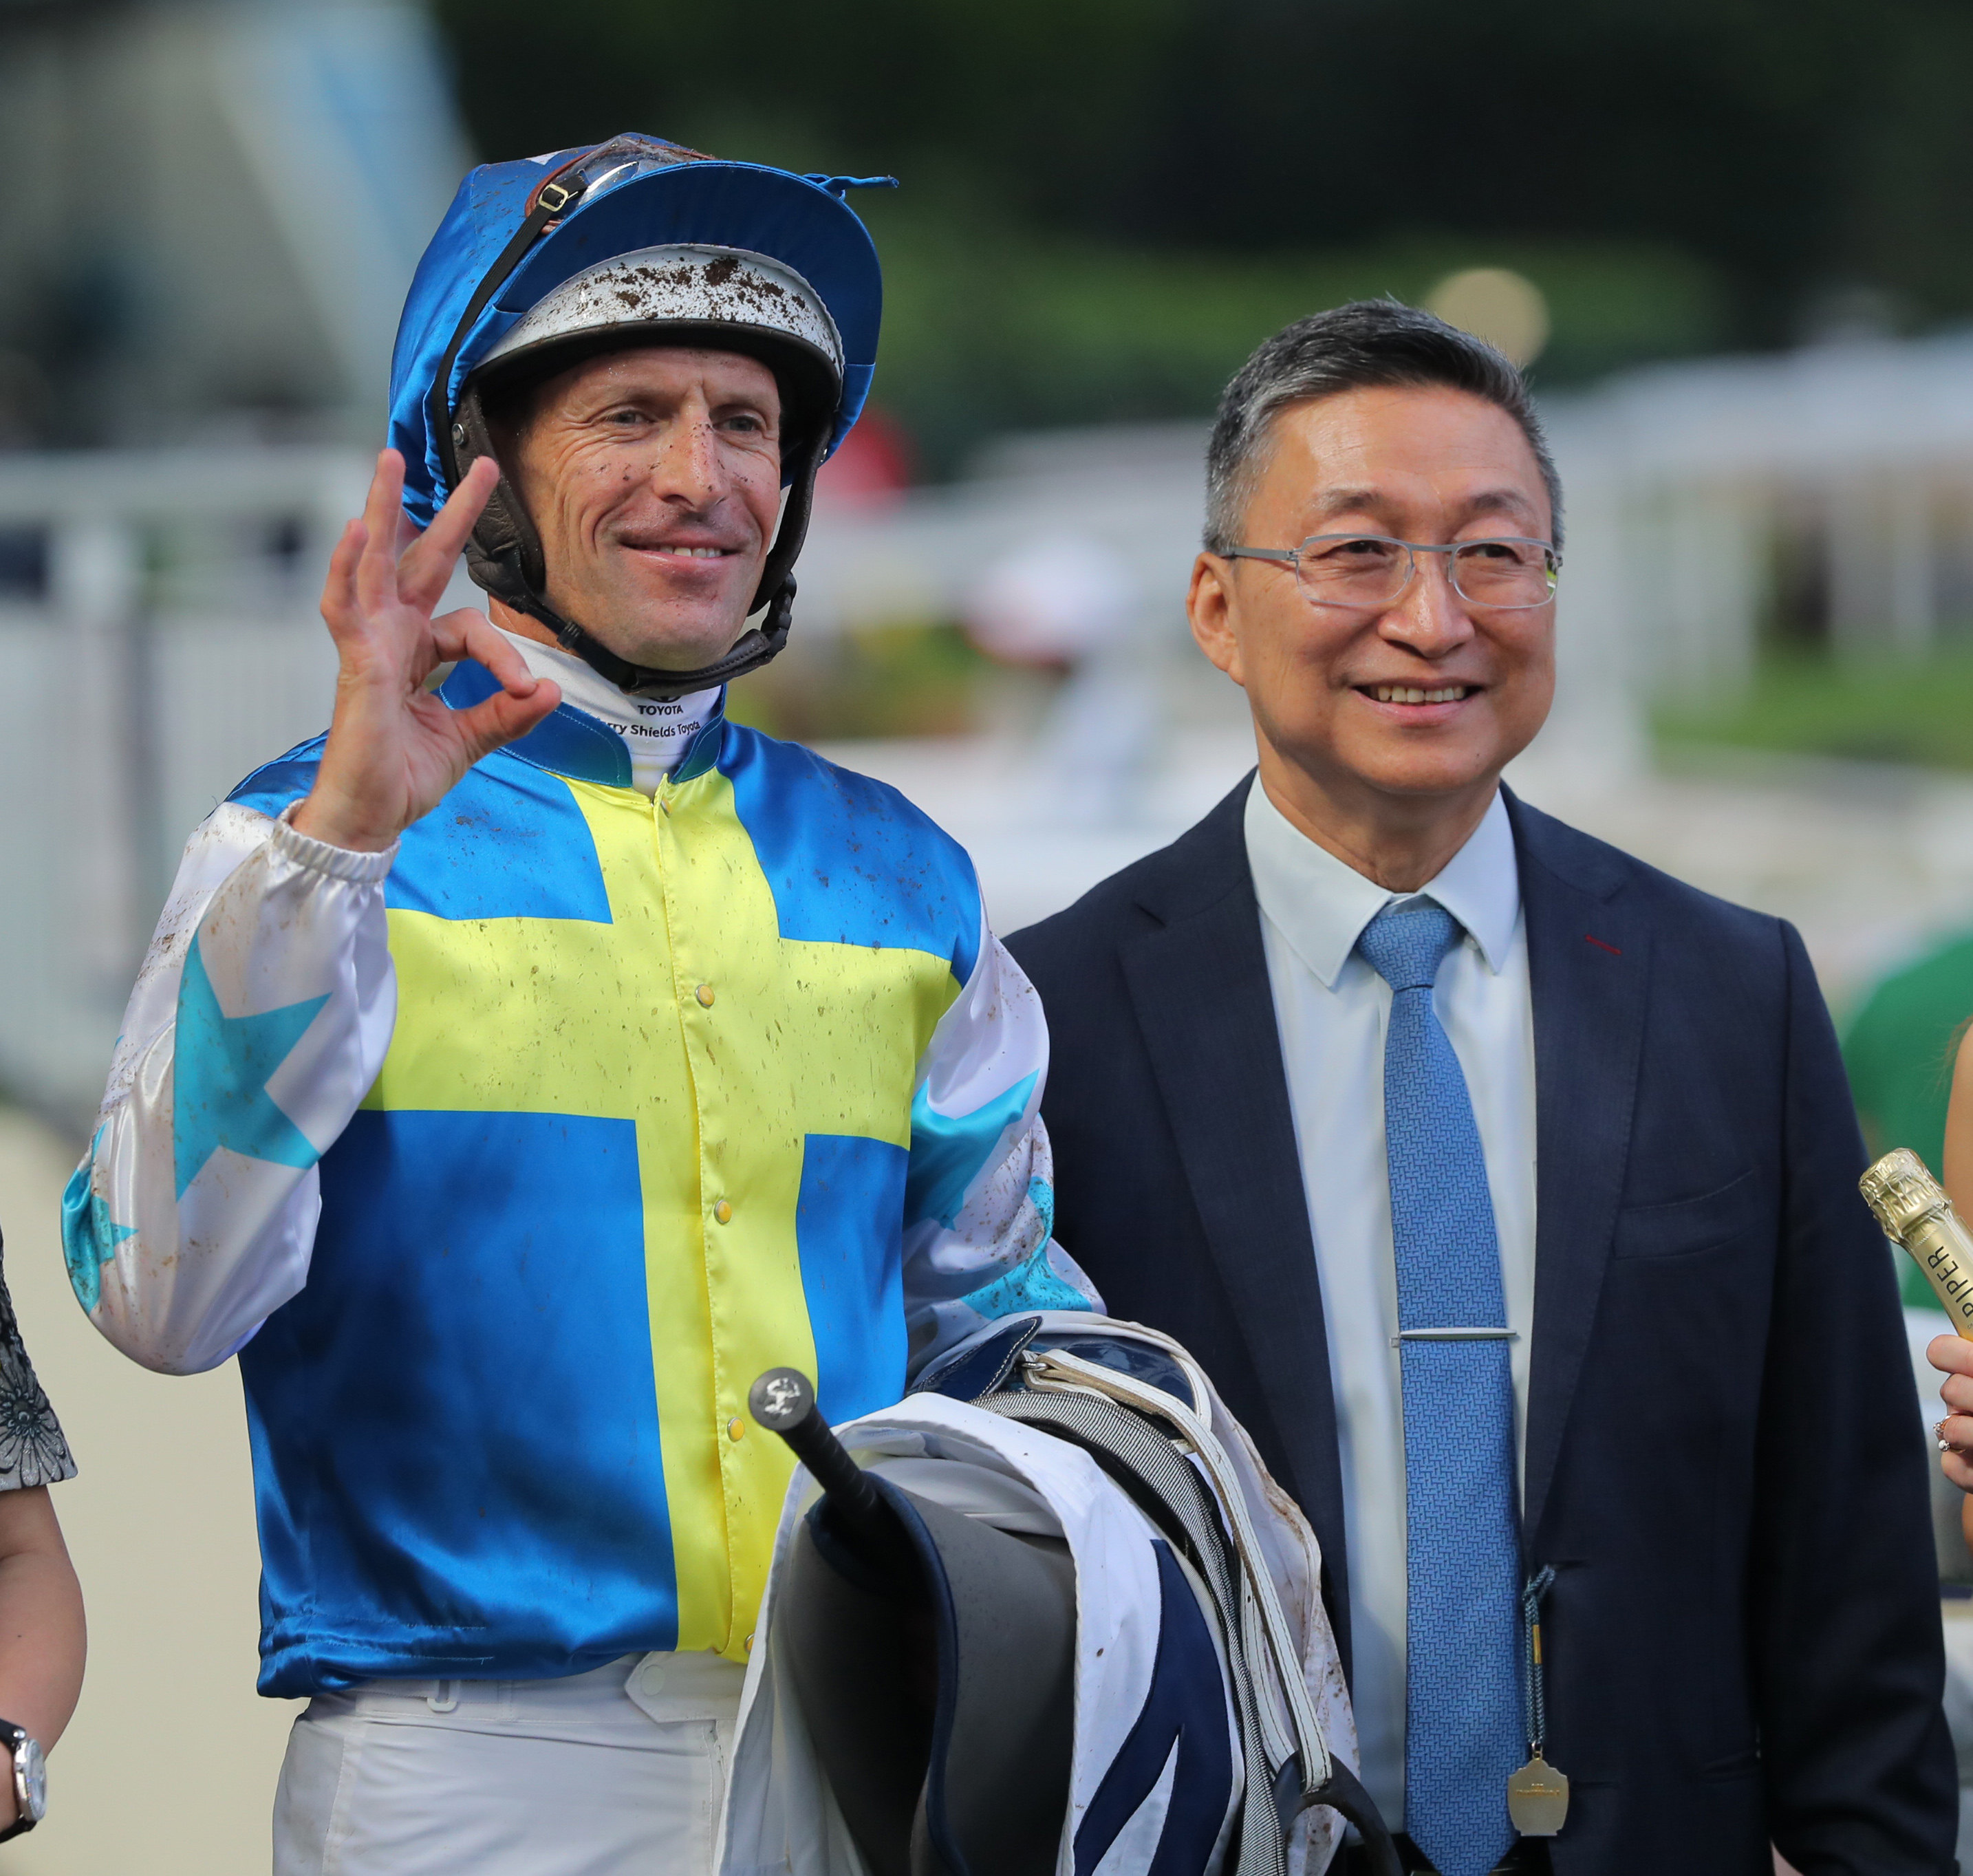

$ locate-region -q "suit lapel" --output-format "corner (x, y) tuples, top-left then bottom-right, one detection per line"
(1119, 781), (1352, 1650)
(1509, 793), (1650, 1549)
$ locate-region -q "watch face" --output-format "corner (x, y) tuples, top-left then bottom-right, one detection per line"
(19, 1738), (43, 1822)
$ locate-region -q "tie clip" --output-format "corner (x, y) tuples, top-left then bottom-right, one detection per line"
(1392, 1327), (1519, 1346)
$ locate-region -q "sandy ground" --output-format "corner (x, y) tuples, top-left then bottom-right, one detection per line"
(0, 1109), (297, 1873)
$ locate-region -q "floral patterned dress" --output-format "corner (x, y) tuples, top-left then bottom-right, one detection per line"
(0, 1233), (72, 1491)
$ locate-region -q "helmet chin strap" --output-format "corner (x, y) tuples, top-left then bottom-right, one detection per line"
(510, 576), (797, 700)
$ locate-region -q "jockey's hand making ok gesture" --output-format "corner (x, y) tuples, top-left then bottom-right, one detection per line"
(292, 449), (560, 853)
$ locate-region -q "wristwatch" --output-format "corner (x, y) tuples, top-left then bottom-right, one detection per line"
(0, 1721), (45, 1840)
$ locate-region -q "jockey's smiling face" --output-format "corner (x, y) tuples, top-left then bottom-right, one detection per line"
(497, 344), (785, 673)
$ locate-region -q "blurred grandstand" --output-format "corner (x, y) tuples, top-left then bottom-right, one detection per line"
(18, 335), (1973, 1117)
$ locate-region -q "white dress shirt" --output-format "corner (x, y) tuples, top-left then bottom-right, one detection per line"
(1244, 782), (1537, 1820)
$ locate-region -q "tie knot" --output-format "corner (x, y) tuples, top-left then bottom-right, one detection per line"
(1355, 899), (1460, 992)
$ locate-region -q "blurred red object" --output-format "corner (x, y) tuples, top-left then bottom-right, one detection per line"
(815, 405), (915, 510)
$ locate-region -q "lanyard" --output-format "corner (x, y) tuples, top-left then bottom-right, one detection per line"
(1520, 1564), (1556, 1757)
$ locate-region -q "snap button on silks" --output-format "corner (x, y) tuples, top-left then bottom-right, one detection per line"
(744, 1632), (755, 1653)
(696, 984), (715, 1006)
(713, 1200), (733, 1225)
(727, 1416), (744, 1441)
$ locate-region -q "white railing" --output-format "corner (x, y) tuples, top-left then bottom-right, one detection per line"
(0, 447), (369, 1118)
(1542, 333), (1973, 696)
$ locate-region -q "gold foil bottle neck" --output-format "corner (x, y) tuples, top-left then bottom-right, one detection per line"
(1862, 1147), (1973, 1339)
(1860, 1147), (1950, 1243)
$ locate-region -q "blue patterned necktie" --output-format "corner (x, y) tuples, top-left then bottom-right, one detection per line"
(1355, 900), (1522, 1876)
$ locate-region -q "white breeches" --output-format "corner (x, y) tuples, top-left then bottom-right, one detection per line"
(272, 1651), (747, 1875)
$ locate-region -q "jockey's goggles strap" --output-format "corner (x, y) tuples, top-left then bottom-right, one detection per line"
(427, 161), (593, 502)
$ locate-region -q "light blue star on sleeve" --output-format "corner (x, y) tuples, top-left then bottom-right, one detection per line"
(958, 1241), (1094, 1320)
(952, 1179), (1094, 1320)
(172, 934), (330, 1199)
(904, 1070), (1039, 1230)
(61, 1139), (136, 1314)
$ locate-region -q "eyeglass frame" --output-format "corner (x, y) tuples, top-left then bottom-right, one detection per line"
(1220, 534), (1562, 612)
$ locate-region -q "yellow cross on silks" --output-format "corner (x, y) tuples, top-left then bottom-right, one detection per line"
(364, 763), (959, 1659)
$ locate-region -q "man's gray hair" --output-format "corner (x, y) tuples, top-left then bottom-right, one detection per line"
(1202, 301), (1564, 556)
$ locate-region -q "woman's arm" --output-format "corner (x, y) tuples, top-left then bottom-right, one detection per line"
(1928, 1029), (1973, 1545)
(1944, 1023), (1973, 1203)
(0, 1487), (83, 1828)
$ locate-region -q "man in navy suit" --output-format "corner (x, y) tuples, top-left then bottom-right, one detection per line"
(1007, 303), (1956, 1875)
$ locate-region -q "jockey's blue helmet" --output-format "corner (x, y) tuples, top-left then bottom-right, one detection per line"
(387, 132), (889, 695)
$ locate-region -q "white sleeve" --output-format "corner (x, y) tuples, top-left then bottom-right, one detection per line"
(60, 805), (398, 1374)
(902, 912), (1103, 1373)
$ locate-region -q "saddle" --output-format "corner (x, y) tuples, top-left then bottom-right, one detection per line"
(720, 1311), (1401, 1876)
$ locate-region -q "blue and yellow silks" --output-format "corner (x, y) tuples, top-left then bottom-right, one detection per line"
(224, 684), (984, 1695)
(63, 130), (1095, 1710)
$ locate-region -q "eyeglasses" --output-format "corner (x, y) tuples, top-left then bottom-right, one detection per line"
(1222, 535), (1560, 612)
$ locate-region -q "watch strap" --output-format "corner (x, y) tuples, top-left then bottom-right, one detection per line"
(0, 1720), (40, 1839)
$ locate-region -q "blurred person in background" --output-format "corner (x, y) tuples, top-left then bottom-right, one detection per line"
(1010, 303), (1956, 1875)
(1846, 931), (1973, 1311)
(0, 1229), (84, 1846)
(1915, 1020), (1973, 1876)
(56, 134), (1092, 1876)
(1918, 1015), (1973, 1560)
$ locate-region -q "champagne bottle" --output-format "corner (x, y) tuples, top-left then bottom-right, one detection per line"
(1859, 1149), (1973, 1337)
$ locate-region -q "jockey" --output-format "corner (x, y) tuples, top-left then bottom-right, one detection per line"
(61, 132), (1097, 1876)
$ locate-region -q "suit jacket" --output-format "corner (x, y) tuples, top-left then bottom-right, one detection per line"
(1008, 776), (1956, 1875)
